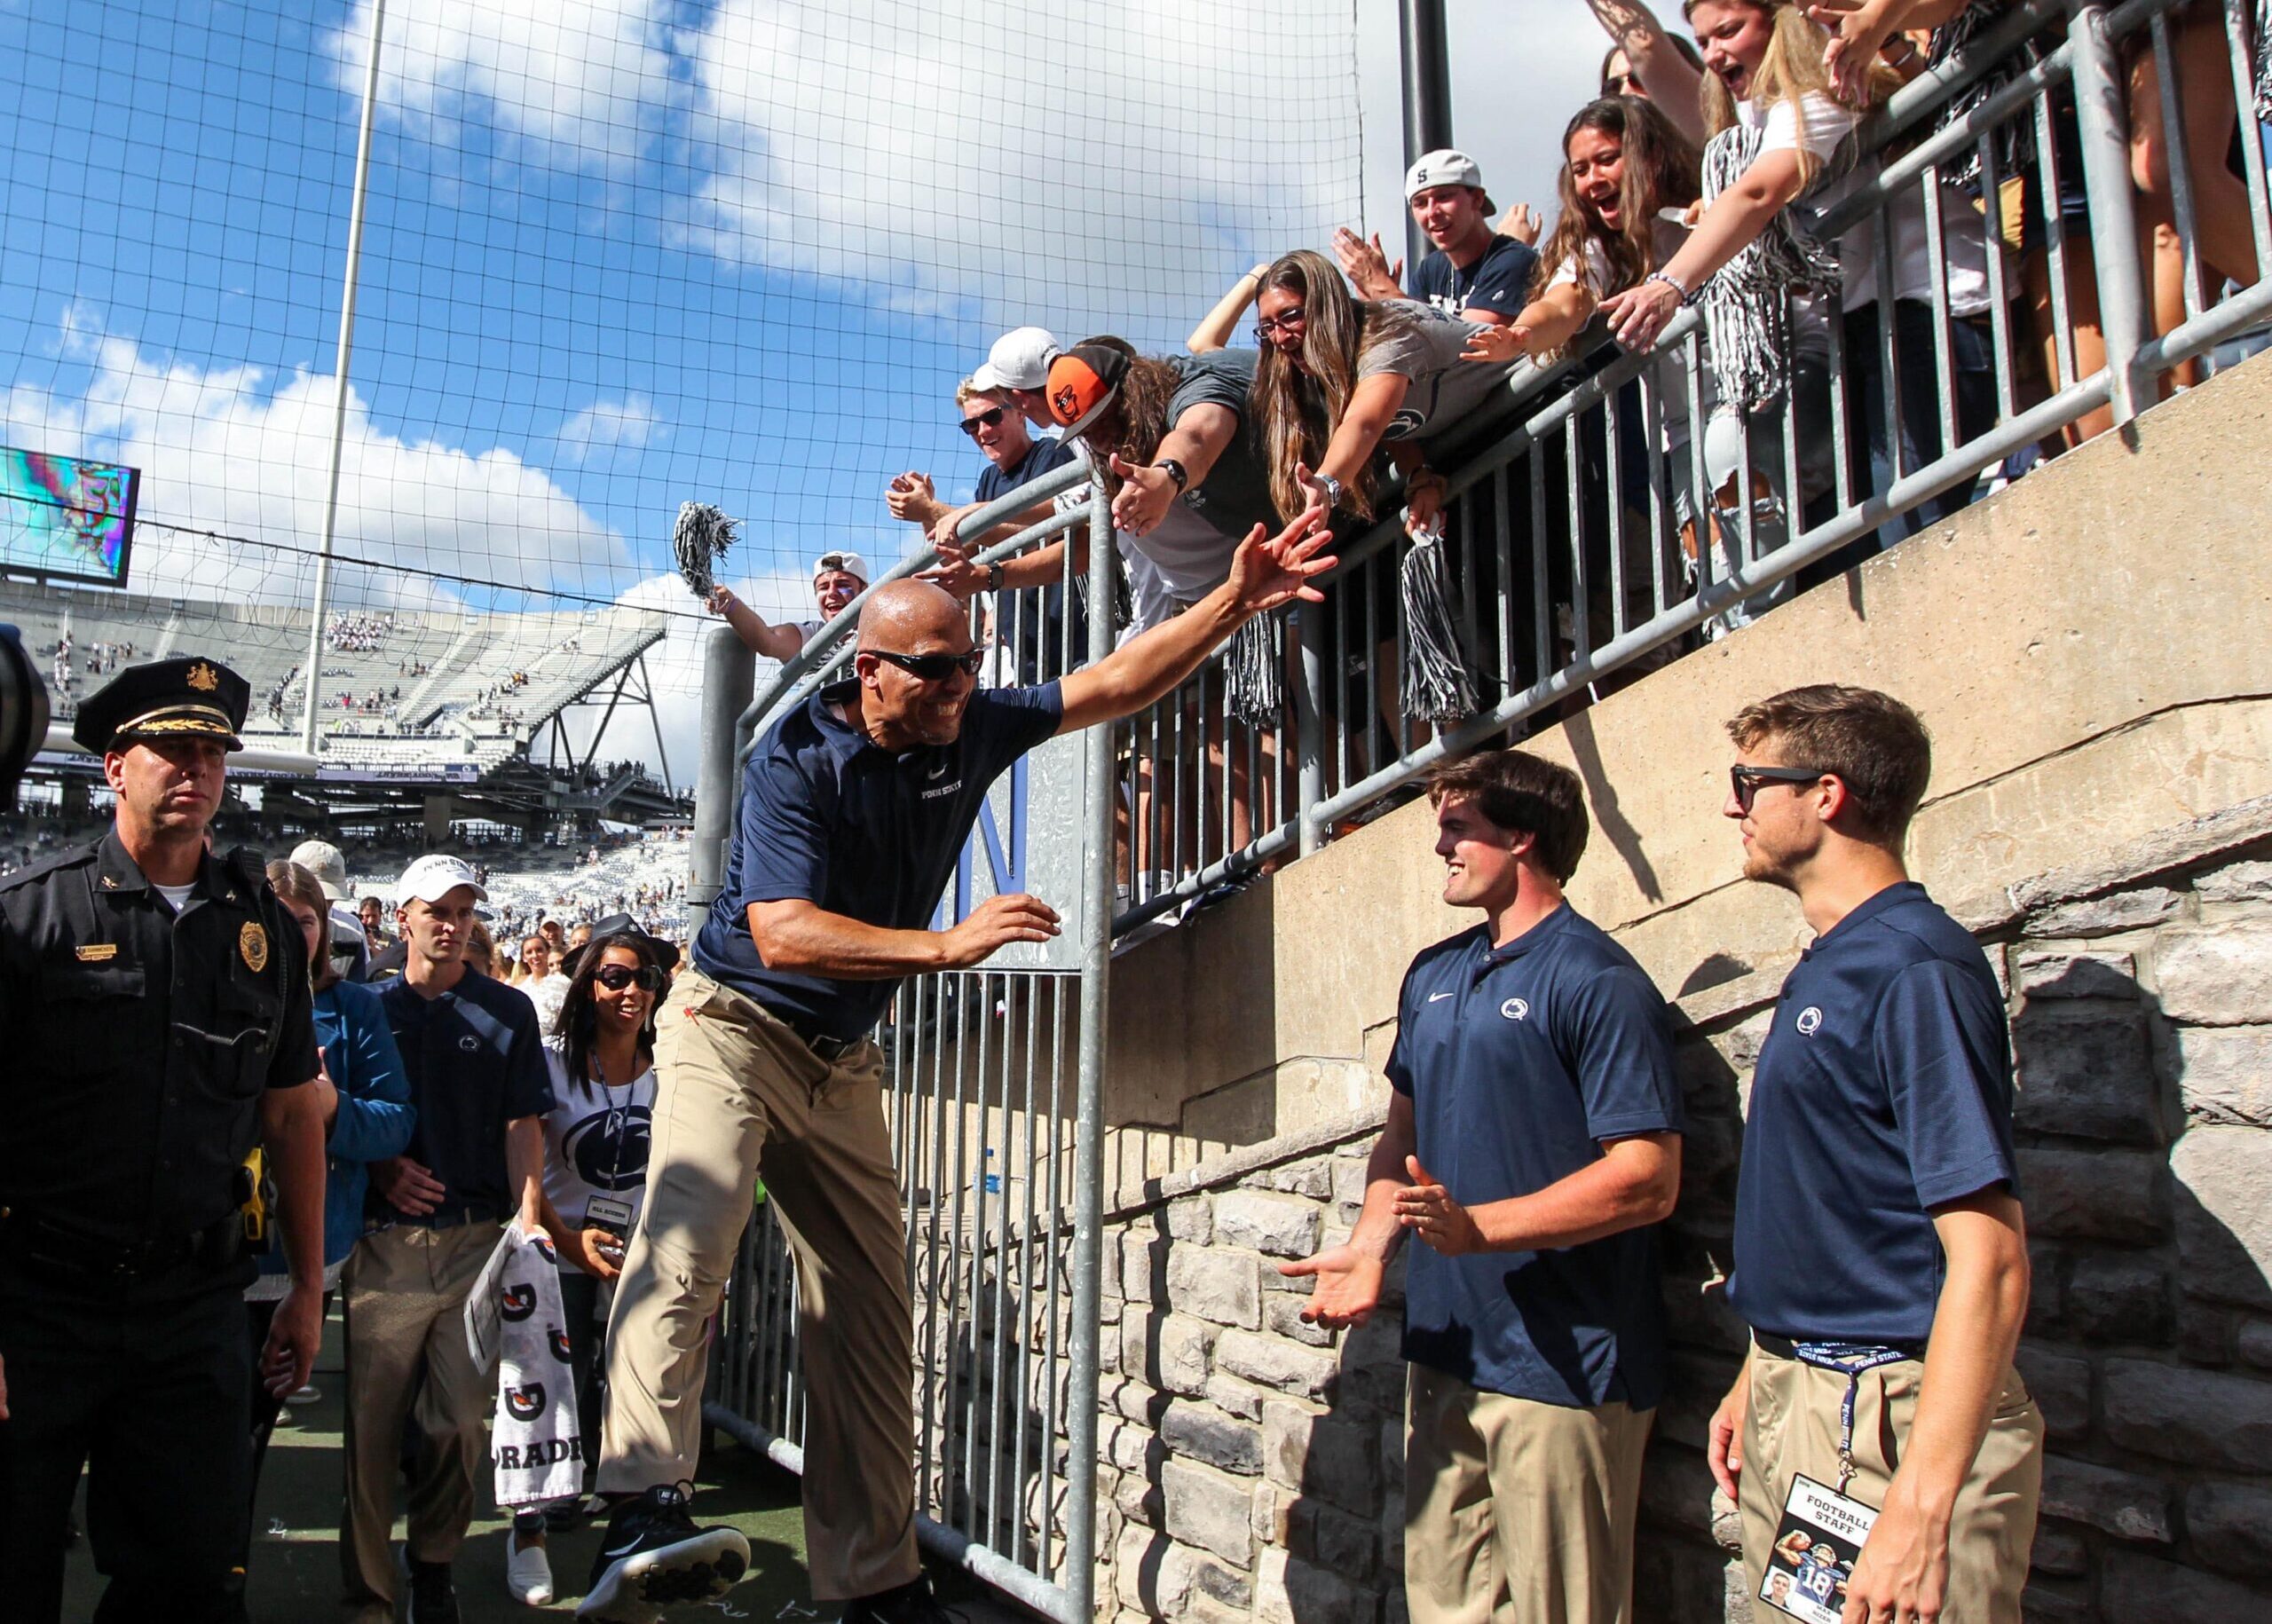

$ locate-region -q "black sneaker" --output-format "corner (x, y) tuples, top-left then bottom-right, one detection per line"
(406, 1557), (462, 1624)
(576, 1484), (749, 1621)
(839, 1575), (958, 1624)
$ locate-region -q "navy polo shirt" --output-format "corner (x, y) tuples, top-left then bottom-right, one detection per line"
(975, 436), (1076, 506)
(694, 678), (1065, 1040)
(1726, 882), (2017, 1346)
(1387, 905), (1683, 1409)
(379, 968), (554, 1218)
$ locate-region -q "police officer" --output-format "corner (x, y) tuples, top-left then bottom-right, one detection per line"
(0, 656), (327, 1623)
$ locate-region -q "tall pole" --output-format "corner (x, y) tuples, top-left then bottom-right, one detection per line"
(300, 0), (388, 752)
(1398, 0), (1454, 279)
(1061, 472), (1116, 1620)
(686, 625), (754, 940)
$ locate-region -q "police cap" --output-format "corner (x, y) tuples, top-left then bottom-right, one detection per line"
(70, 656), (250, 754)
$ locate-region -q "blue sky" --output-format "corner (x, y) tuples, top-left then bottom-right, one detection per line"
(0, 0), (1598, 766)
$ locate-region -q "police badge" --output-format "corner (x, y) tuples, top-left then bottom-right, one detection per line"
(240, 920), (269, 972)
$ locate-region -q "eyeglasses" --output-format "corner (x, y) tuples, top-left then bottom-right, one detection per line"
(1605, 73), (1637, 94)
(1253, 306), (1307, 341)
(1730, 763), (1827, 813)
(593, 964), (667, 992)
(958, 406), (1006, 437)
(867, 648), (985, 682)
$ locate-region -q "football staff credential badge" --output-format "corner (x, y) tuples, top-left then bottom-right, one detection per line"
(240, 921), (269, 973)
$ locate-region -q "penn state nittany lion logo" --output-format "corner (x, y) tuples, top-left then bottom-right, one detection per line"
(504, 1384), (548, 1423)
(549, 1325), (574, 1363)
(564, 1107), (653, 1193)
(500, 1283), (538, 1322)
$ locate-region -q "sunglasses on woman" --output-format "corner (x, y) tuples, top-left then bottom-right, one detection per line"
(1729, 764), (1826, 813)
(594, 964), (667, 992)
(868, 649), (985, 681)
(958, 406), (1006, 437)
(1253, 306), (1307, 341)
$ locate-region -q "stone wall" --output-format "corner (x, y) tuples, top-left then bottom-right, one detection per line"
(1087, 799), (2272, 1623)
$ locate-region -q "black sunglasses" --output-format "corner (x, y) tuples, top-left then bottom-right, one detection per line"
(593, 964), (667, 992)
(958, 406), (1006, 437)
(1253, 306), (1307, 341)
(1730, 763), (1827, 813)
(867, 648), (984, 682)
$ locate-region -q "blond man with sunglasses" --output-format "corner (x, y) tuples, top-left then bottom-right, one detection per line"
(580, 508), (1337, 1623)
(706, 549), (869, 664)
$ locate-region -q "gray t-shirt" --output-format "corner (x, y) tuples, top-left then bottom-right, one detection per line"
(1355, 300), (1516, 445)
(1162, 351), (1275, 543)
(1111, 350), (1276, 603)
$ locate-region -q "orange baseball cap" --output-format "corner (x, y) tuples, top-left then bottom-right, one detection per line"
(1045, 345), (1126, 440)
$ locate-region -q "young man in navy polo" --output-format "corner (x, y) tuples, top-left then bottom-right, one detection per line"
(1283, 749), (1683, 1624)
(1708, 686), (2041, 1624)
(580, 508), (1336, 1623)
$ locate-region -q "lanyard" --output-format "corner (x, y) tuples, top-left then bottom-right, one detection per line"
(1791, 1341), (1913, 1494)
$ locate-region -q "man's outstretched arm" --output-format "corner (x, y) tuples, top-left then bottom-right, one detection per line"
(1053, 504), (1331, 735)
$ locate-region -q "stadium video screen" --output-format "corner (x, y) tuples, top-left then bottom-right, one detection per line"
(0, 445), (139, 587)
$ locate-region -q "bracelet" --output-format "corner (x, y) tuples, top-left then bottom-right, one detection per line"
(1645, 270), (1699, 307)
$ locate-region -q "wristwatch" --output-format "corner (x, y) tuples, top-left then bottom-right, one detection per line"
(1154, 457), (1189, 493)
(1313, 471), (1345, 509)
(986, 563), (1006, 593)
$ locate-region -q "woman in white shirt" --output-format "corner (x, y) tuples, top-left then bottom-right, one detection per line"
(504, 917), (669, 1606)
(1601, 0), (2000, 561)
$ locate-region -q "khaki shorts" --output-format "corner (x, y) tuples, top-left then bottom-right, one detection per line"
(1739, 1341), (2043, 1622)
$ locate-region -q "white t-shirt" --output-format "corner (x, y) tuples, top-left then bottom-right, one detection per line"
(525, 971), (571, 1039)
(540, 1044), (657, 1274)
(154, 881), (196, 913)
(1740, 93), (1996, 316)
(1545, 217), (1711, 443)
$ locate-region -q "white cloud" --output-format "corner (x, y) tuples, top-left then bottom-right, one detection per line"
(558, 393), (664, 464)
(0, 304), (628, 609)
(334, 0), (676, 169)
(673, 0), (1366, 333)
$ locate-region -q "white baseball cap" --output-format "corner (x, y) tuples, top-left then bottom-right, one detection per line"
(813, 549), (868, 586)
(972, 326), (1061, 393)
(1405, 148), (1495, 212)
(397, 853), (489, 906)
(290, 838), (350, 902)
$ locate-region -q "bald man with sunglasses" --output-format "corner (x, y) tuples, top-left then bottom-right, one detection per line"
(580, 508), (1336, 1623)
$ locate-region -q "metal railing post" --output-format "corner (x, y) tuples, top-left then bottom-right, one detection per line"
(686, 624), (754, 939)
(2066, 0), (2151, 427)
(1297, 602), (1326, 855)
(1061, 471), (1115, 1617)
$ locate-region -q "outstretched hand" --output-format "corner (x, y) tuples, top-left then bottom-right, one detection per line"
(1279, 1244), (1386, 1329)
(1108, 452), (1177, 536)
(1501, 202), (1543, 247)
(1332, 227), (1403, 297)
(1222, 504), (1335, 616)
(918, 535), (988, 599)
(1461, 323), (1534, 366)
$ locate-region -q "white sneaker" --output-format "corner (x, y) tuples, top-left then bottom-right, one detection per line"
(507, 1534), (556, 1607)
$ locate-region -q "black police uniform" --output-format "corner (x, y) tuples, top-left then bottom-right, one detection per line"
(0, 658), (320, 1624)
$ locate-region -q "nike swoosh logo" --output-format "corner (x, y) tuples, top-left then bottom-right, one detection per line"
(600, 1536), (643, 1560)
(1428, 991), (1455, 1002)
(927, 761), (949, 778)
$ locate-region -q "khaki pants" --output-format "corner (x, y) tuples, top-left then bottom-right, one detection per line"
(1739, 1343), (2043, 1622)
(1403, 1362), (1653, 1624)
(599, 967), (919, 1603)
(339, 1219), (502, 1607)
